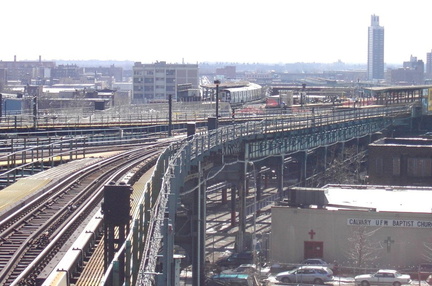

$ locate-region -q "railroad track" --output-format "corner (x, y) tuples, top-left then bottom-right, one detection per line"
(0, 139), (176, 285)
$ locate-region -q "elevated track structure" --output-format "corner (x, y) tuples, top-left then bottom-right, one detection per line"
(0, 99), (422, 285)
(129, 104), (417, 286)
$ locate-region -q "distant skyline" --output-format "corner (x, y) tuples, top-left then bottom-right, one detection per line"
(2, 0), (432, 66)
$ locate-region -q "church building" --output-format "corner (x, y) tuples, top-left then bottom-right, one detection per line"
(270, 184), (432, 270)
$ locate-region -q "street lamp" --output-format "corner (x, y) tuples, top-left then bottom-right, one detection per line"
(214, 80), (220, 127)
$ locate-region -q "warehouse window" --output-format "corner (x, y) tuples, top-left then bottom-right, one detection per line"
(392, 157), (400, 176)
(375, 157), (383, 175)
(407, 158), (432, 177)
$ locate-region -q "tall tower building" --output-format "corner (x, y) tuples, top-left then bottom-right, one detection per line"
(367, 15), (385, 81)
(426, 50), (432, 80)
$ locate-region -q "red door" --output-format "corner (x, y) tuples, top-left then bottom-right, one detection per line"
(304, 241), (323, 259)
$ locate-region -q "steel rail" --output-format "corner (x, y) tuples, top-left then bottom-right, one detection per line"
(9, 148), (164, 286)
(0, 144), (169, 285)
(0, 145), (152, 230)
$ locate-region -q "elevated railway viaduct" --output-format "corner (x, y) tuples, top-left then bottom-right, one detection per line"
(1, 85), (428, 285)
(135, 104), (418, 286)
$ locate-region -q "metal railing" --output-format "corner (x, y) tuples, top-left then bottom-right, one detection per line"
(0, 127), (173, 187)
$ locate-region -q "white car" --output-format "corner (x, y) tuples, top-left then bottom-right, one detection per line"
(355, 269), (411, 286)
(301, 258), (334, 269)
(426, 274), (432, 285)
(275, 265), (333, 284)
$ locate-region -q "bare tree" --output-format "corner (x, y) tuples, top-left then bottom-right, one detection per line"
(422, 241), (432, 262)
(310, 145), (367, 187)
(346, 225), (383, 273)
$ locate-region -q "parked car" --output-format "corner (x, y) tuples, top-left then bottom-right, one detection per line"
(260, 263), (297, 281)
(301, 258), (334, 269)
(275, 265), (334, 284)
(207, 273), (254, 286)
(221, 264), (256, 275)
(216, 251), (254, 268)
(418, 264), (432, 280)
(426, 274), (432, 285)
(354, 269), (411, 286)
(405, 263), (432, 280)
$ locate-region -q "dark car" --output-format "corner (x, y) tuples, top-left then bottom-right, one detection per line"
(216, 251), (254, 268)
(418, 264), (432, 280)
(406, 263), (432, 280)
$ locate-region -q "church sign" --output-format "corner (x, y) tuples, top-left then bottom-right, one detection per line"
(347, 218), (432, 228)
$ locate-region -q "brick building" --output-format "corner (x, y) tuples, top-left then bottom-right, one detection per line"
(368, 137), (432, 186)
(0, 56), (55, 84)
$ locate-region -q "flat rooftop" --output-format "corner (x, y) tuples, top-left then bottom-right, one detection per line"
(370, 137), (432, 146)
(363, 85), (432, 92)
(323, 184), (432, 213)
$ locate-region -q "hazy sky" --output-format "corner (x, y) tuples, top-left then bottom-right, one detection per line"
(2, 0), (431, 65)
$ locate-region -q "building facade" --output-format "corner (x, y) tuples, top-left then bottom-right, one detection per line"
(270, 205), (432, 271)
(216, 66), (236, 80)
(270, 183), (432, 270)
(0, 56), (55, 84)
(426, 50), (432, 81)
(368, 137), (432, 186)
(132, 61), (199, 103)
(84, 65), (123, 82)
(368, 15), (385, 81)
(388, 56), (424, 85)
(0, 69), (6, 89)
(51, 64), (82, 83)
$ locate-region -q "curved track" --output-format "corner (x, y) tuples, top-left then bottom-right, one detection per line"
(0, 140), (173, 285)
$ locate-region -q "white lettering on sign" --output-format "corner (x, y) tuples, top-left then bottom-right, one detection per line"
(347, 218), (432, 228)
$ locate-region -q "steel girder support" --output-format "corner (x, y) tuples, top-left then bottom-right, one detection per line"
(158, 216), (174, 285)
(237, 162), (246, 253)
(190, 162), (206, 286)
(276, 156), (284, 200)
